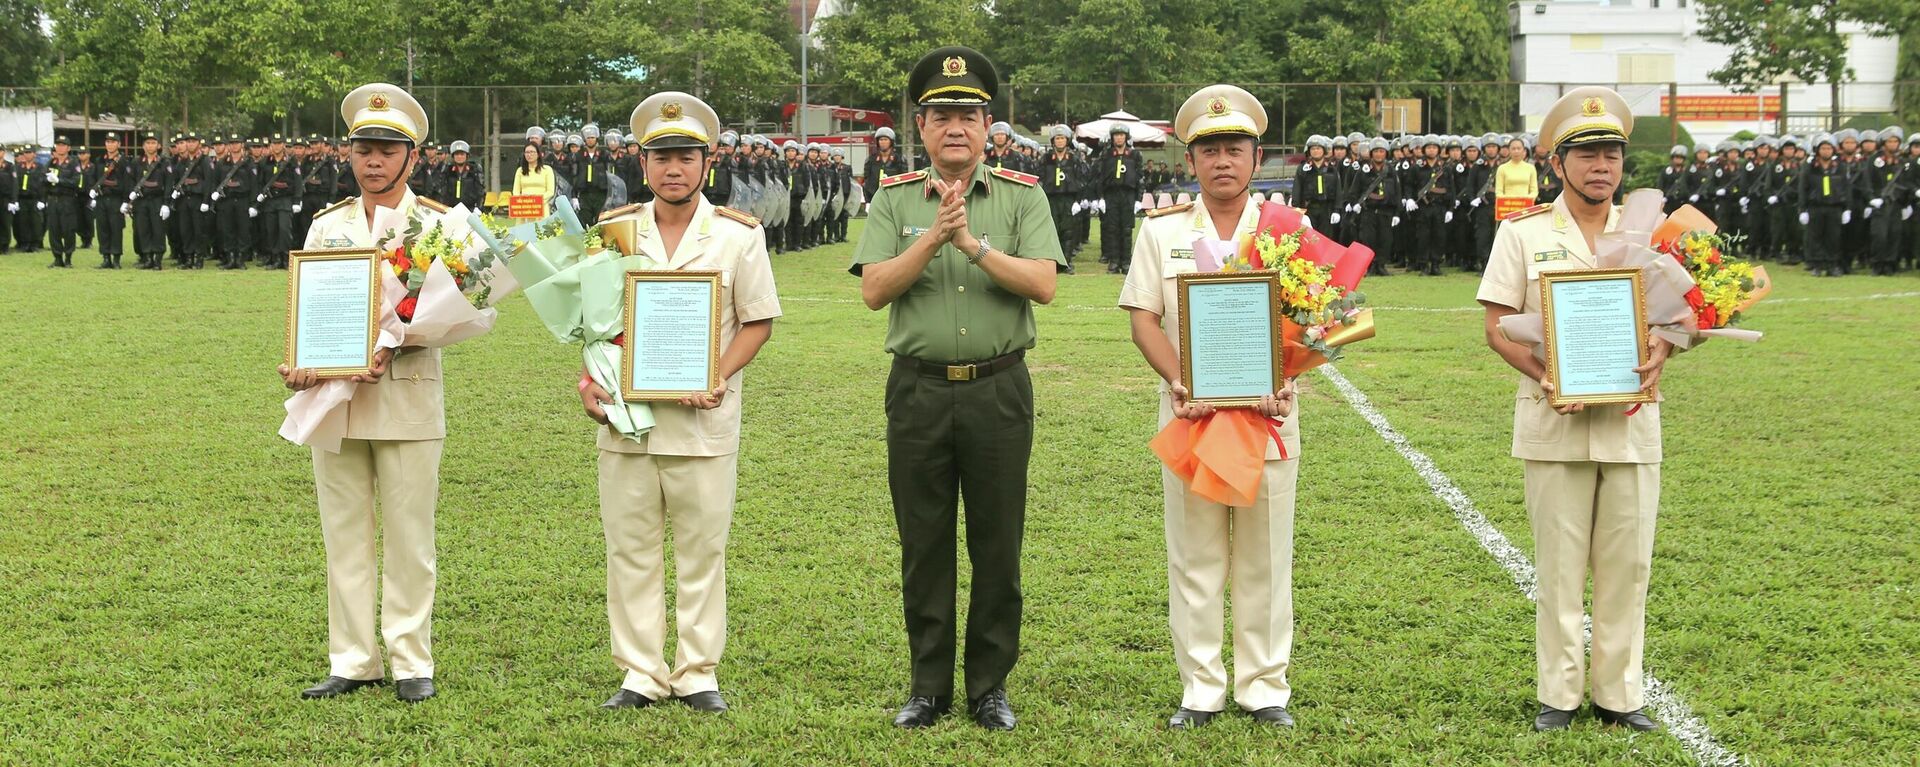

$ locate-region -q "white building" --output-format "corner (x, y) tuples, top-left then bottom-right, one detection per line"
(1509, 0), (1902, 144)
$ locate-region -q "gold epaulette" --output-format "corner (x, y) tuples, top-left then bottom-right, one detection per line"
(1144, 202), (1195, 218)
(418, 198), (450, 214)
(879, 169), (928, 189)
(715, 206), (760, 228)
(1508, 203), (1551, 221)
(599, 203), (643, 222)
(314, 197), (355, 219)
(989, 167), (1038, 187)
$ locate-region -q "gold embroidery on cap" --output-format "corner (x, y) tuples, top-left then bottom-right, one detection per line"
(943, 56), (966, 77)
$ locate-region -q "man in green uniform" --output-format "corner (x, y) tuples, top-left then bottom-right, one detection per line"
(851, 45), (1064, 733)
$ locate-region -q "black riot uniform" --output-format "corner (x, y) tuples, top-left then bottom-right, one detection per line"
(1352, 155), (1400, 277)
(1798, 153), (1851, 276)
(1037, 141), (1083, 270)
(212, 143), (257, 269)
(257, 142), (299, 268)
(1096, 138), (1143, 272)
(130, 142), (170, 268)
(43, 146), (87, 267)
(90, 146), (134, 267)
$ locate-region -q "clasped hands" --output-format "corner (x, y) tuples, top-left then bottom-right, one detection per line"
(920, 178), (979, 256)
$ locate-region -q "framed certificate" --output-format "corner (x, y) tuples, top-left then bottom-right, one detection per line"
(285, 249), (382, 378)
(1539, 268), (1655, 407)
(1176, 271), (1282, 408)
(621, 270), (722, 401)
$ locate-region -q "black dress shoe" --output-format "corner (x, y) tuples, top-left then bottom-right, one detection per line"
(1167, 707), (1218, 729)
(968, 688), (1016, 731)
(893, 695), (951, 729)
(1248, 706), (1295, 727)
(300, 675), (383, 699)
(678, 690), (729, 713)
(1533, 703), (1577, 732)
(600, 689), (656, 710)
(395, 677), (436, 703)
(1594, 705), (1661, 732)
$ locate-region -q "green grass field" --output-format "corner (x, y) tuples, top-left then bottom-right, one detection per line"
(1, 221), (1915, 766)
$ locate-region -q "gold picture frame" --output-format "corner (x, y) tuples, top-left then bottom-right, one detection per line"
(285, 249), (383, 379)
(1176, 270), (1283, 408)
(621, 270), (723, 402)
(1539, 267), (1655, 407)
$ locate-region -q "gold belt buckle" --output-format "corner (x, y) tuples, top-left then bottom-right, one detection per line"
(946, 363), (976, 381)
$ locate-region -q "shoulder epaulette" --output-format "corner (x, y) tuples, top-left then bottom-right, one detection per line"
(598, 203), (643, 222)
(1144, 202), (1195, 219)
(314, 197), (355, 219)
(418, 197), (450, 214)
(989, 167), (1038, 187)
(879, 169), (928, 189)
(1508, 203), (1551, 221)
(715, 206), (760, 228)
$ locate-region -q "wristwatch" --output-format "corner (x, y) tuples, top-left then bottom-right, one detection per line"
(968, 236), (991, 265)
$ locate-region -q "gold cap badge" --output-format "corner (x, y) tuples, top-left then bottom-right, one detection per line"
(369, 93), (390, 110)
(1581, 97), (1604, 117)
(943, 56), (966, 77)
(662, 102), (682, 120)
(1207, 97), (1229, 117)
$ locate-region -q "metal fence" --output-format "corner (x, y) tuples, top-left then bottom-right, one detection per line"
(6, 80), (1915, 190)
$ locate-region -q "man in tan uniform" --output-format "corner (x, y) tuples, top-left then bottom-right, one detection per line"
(580, 92), (781, 713)
(1476, 86), (1673, 732)
(279, 83), (449, 703)
(1119, 85), (1301, 730)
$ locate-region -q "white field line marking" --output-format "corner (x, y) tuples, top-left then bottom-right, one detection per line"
(1316, 365), (1745, 767)
(783, 290), (1920, 314)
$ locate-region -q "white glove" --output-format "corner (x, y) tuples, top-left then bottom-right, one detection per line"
(159, 205), (171, 220)
(1349, 203), (1360, 213)
(1715, 188), (1727, 197)
(1904, 206), (1914, 221)
(170, 190), (181, 200)
(1689, 194), (1700, 202)
(255, 193), (266, 203)
(1870, 198), (1884, 208)
(1739, 197), (1750, 207)
(88, 200), (96, 211)
(88, 188), (98, 200)
(1863, 207), (1872, 219)
(119, 202), (130, 215)
(571, 198), (581, 210)
(1798, 211), (1809, 225)
(1469, 197), (1483, 208)
(36, 201), (45, 211)
(1300, 215), (1313, 230)
(1329, 212), (1342, 225)
(1444, 211), (1454, 223)
(248, 207), (257, 218)
(1069, 202), (1081, 215)
(198, 203), (209, 213)
(4, 202), (13, 213)
(1403, 199), (1418, 212)
(210, 191), (221, 201)
(1841, 210), (1852, 225)
(292, 202), (302, 214)
(1391, 216), (1401, 227)
(128, 191), (139, 201)
(1767, 195), (1778, 205)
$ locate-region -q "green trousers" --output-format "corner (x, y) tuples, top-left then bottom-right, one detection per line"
(886, 355), (1033, 701)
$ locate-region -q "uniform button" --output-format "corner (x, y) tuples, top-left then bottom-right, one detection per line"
(959, 327), (969, 336)
(957, 285), (966, 293)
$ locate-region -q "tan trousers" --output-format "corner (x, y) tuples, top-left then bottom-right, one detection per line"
(1524, 460), (1660, 712)
(311, 438), (443, 681)
(1164, 459), (1298, 712)
(597, 450), (738, 700)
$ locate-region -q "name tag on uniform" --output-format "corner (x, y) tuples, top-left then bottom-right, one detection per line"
(322, 237), (355, 247)
(1165, 248), (1196, 275)
(901, 226), (928, 237)
(1533, 248), (1570, 263)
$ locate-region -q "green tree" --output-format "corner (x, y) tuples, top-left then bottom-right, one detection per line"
(1285, 0), (1511, 138)
(813, 0), (988, 108)
(1696, 0), (1918, 126)
(0, 0), (51, 86)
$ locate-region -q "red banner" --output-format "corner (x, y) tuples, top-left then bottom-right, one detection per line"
(1496, 197), (1533, 221)
(1661, 95), (1782, 121)
(508, 194), (546, 219)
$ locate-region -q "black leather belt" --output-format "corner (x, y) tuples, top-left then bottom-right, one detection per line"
(904, 350), (1024, 382)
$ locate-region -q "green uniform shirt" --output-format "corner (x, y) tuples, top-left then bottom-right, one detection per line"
(851, 162), (1065, 362)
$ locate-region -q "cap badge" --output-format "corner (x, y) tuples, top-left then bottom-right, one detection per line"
(1206, 97), (1229, 117)
(1580, 97), (1604, 117)
(662, 102), (683, 120)
(369, 93), (390, 111)
(942, 56), (967, 77)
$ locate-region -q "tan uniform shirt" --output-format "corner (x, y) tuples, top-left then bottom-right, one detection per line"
(596, 197), (782, 457)
(303, 191), (447, 442)
(1476, 195), (1661, 464)
(1117, 196), (1299, 461)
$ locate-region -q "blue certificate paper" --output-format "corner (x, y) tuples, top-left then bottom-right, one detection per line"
(1541, 268), (1653, 406)
(286, 250), (379, 377)
(1178, 273), (1280, 407)
(622, 271), (721, 401)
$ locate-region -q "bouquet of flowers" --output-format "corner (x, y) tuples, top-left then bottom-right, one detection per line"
(483, 199), (655, 442)
(1152, 201), (1378, 507)
(280, 201), (522, 452)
